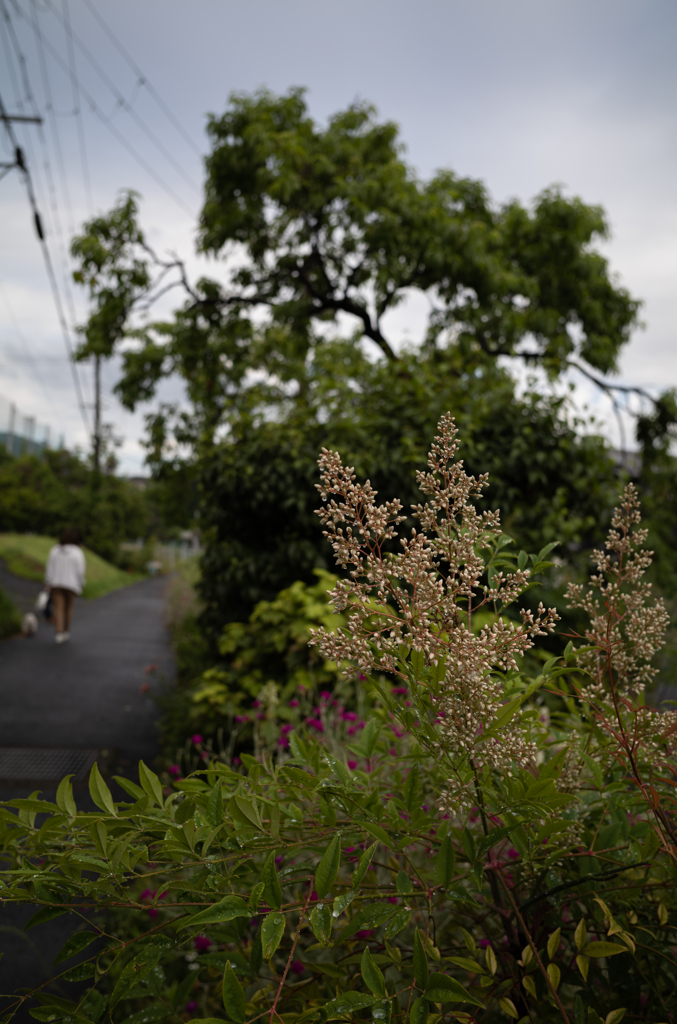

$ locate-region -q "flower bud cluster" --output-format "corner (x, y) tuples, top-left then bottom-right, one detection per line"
(309, 414), (558, 814)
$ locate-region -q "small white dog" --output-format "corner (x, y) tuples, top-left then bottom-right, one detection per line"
(22, 611), (38, 636)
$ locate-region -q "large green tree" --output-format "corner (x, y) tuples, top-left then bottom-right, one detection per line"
(71, 88), (648, 637)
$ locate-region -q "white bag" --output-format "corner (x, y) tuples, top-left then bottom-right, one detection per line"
(35, 589), (49, 613)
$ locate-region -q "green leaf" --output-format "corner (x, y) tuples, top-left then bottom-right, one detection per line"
(315, 834), (341, 898)
(262, 850), (283, 909)
(547, 927), (561, 961)
(583, 941), (628, 958)
(360, 820), (393, 848)
(206, 781), (224, 827)
(413, 929), (429, 989)
(324, 992), (376, 1018)
(61, 962), (96, 982)
(180, 894), (249, 929)
(310, 905), (332, 945)
(461, 827), (476, 863)
(233, 795), (263, 830)
(604, 1010), (627, 1024)
(261, 911), (285, 959)
(361, 947), (386, 997)
(445, 956), (485, 974)
(383, 907), (410, 939)
(138, 761), (164, 807)
(409, 996), (428, 1024)
(113, 775), (146, 801)
(279, 765), (318, 789)
(435, 834), (455, 887)
(55, 775), (77, 816)
(88, 763), (116, 816)
(250, 930), (263, 974)
(341, 902), (396, 940)
(581, 753), (604, 790)
(249, 880), (265, 913)
(333, 892), (356, 917)
(353, 841), (378, 888)
(424, 973), (483, 1006)
(54, 930), (97, 965)
(222, 961), (246, 1023)
(25, 906), (67, 931)
(475, 824), (520, 861)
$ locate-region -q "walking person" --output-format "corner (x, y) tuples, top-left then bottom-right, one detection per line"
(45, 528), (86, 644)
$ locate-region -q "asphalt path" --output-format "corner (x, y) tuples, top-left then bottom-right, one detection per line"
(0, 572), (175, 1021)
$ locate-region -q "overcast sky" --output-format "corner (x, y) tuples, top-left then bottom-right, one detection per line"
(0, 0), (675, 472)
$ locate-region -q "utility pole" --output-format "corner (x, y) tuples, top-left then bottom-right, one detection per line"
(93, 352), (101, 485)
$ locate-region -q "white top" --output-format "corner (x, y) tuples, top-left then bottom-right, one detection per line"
(45, 544), (86, 595)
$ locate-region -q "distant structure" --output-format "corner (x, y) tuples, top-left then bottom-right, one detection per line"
(0, 393), (64, 457)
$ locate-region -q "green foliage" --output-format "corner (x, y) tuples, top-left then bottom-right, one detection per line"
(197, 347), (620, 637)
(0, 423), (675, 1022)
(0, 584), (21, 638)
(0, 446), (152, 563)
(159, 569), (351, 761)
(200, 88), (638, 373)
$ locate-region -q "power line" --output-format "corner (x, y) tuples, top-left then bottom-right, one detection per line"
(10, 0), (196, 218)
(43, 0), (201, 196)
(0, 87), (90, 435)
(0, 276), (60, 421)
(62, 0), (92, 213)
(78, 0), (202, 159)
(30, 0), (75, 236)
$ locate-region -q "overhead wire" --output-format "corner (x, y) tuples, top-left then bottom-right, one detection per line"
(61, 0), (92, 214)
(26, 0), (84, 353)
(0, 276), (61, 421)
(30, 0), (75, 237)
(78, 0), (203, 159)
(0, 86), (91, 435)
(10, 0), (196, 217)
(42, 0), (201, 196)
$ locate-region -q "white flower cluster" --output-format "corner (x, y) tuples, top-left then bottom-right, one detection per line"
(309, 414), (559, 814)
(566, 483), (669, 701)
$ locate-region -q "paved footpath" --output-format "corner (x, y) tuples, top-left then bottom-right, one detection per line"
(0, 574), (175, 1020)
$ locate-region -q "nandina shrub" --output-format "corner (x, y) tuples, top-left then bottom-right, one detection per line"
(1, 416), (676, 1024)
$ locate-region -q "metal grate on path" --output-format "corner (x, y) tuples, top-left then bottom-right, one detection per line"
(0, 747), (100, 786)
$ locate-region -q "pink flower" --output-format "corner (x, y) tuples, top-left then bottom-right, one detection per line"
(139, 888), (152, 902)
(168, 764), (181, 778)
(389, 748), (397, 755)
(506, 847), (520, 860)
(356, 929), (375, 940)
(342, 710), (358, 721)
(194, 935), (211, 952)
(306, 718), (324, 732)
(289, 699), (299, 707)
(191, 734), (203, 745)
(391, 687), (407, 695)
(252, 700), (261, 708)
(186, 1002), (198, 1013)
(320, 691), (332, 703)
(387, 896), (398, 904)
(478, 939), (490, 948)
(348, 760), (357, 770)
(290, 960), (305, 975)
(148, 907), (158, 918)
(232, 756), (241, 765)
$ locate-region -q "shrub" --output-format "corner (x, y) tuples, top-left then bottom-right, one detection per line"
(0, 585), (21, 638)
(0, 416), (675, 1023)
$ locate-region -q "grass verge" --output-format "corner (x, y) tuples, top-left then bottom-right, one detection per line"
(0, 533), (143, 599)
(0, 586), (21, 638)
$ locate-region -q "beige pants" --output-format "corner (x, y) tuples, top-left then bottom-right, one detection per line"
(52, 587), (75, 633)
